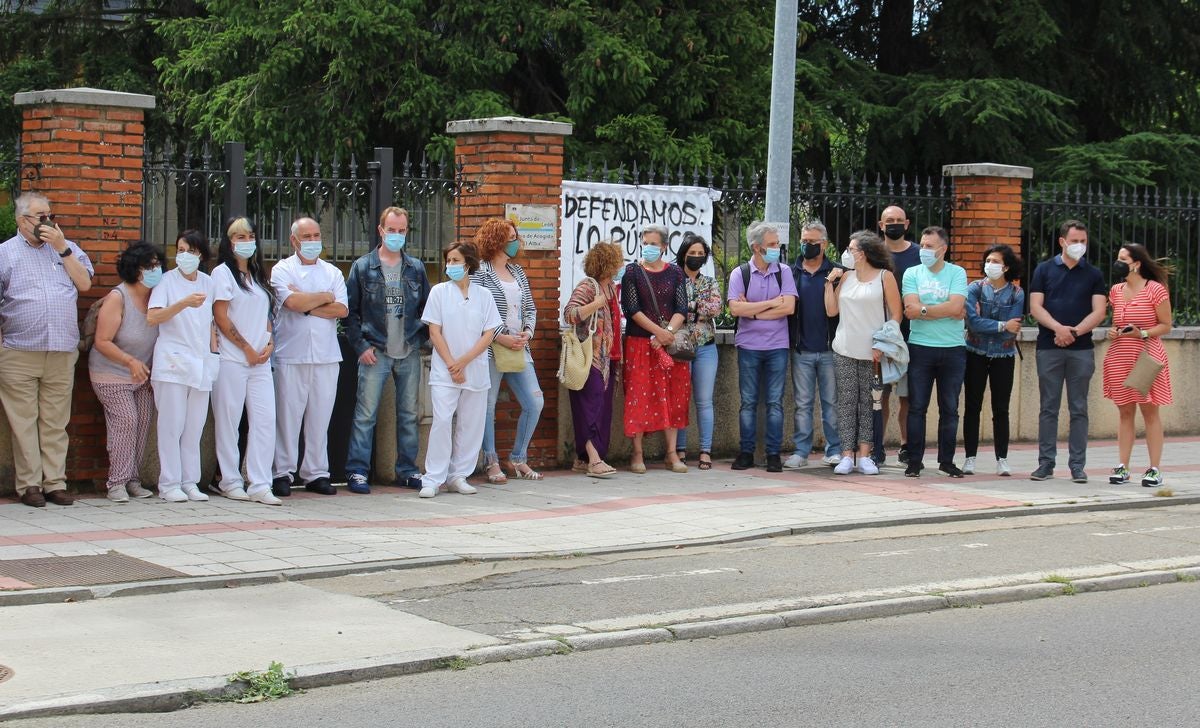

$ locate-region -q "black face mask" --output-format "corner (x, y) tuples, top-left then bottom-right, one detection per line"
(1112, 260), (1130, 279)
(883, 223), (906, 240)
(685, 255), (706, 271)
(801, 242), (823, 260)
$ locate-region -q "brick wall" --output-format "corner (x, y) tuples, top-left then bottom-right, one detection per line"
(943, 164), (1033, 271)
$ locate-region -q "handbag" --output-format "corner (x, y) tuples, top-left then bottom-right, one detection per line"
(557, 278), (599, 390)
(491, 341), (527, 373)
(638, 265), (695, 362)
(1122, 348), (1164, 396)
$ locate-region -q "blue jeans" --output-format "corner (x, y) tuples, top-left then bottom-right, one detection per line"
(791, 349), (841, 457)
(677, 342), (717, 452)
(905, 344), (967, 468)
(483, 353), (544, 465)
(345, 351), (422, 479)
(737, 347), (789, 455)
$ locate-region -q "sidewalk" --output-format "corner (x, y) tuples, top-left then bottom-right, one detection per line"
(2, 438), (1198, 597)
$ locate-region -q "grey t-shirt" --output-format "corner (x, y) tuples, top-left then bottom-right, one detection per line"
(384, 261), (410, 359)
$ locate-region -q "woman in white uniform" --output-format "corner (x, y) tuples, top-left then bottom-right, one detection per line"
(420, 242), (502, 498)
(210, 217), (280, 505)
(148, 229), (217, 502)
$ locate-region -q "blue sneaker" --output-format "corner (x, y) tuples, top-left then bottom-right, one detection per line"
(347, 473), (371, 494)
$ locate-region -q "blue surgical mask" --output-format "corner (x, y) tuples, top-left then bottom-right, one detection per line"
(613, 266), (626, 283)
(383, 233), (406, 252)
(641, 245), (662, 263)
(141, 266), (163, 288)
(762, 247), (781, 265)
(299, 240), (322, 261)
(919, 248), (938, 267)
(234, 241), (257, 259)
(446, 264), (466, 281)
(176, 251), (200, 275)
(505, 239), (520, 258)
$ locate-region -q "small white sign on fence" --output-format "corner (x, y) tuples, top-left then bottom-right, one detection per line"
(505, 203), (558, 251)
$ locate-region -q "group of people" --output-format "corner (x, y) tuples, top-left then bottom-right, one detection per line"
(0, 193), (1175, 510)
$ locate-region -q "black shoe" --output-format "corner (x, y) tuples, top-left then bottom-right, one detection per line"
(731, 452), (754, 470)
(898, 445), (910, 464)
(1030, 464), (1054, 481)
(939, 462), (964, 478)
(765, 454), (782, 473)
(1071, 469), (1088, 483)
(904, 463), (922, 478)
(304, 477), (336, 495)
(272, 475), (292, 497)
(403, 474), (423, 490)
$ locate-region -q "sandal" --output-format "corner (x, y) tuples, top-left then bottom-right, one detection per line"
(512, 463), (544, 481)
(698, 452), (712, 470)
(485, 463), (508, 484)
(572, 459), (588, 473)
(587, 461), (617, 479)
(675, 449), (688, 465)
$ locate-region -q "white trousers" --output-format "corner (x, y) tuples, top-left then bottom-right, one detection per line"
(211, 360), (276, 495)
(273, 362), (338, 482)
(154, 381), (210, 489)
(421, 385), (487, 489)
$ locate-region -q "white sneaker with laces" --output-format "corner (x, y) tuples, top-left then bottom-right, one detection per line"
(856, 457), (879, 475)
(450, 477), (478, 495)
(219, 485), (250, 501)
(833, 457), (855, 475)
(783, 454), (808, 469)
(821, 454), (842, 466)
(962, 456), (976, 475)
(159, 487), (188, 503)
(419, 484), (438, 498)
(248, 490), (282, 506)
(996, 458), (1011, 476)
(107, 484), (129, 503)
(181, 484), (209, 502)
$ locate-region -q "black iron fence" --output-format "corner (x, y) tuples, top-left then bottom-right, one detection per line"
(1022, 183), (1200, 324)
(0, 138), (40, 204)
(141, 142), (466, 266)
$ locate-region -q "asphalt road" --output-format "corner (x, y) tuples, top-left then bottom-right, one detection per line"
(16, 581), (1199, 727)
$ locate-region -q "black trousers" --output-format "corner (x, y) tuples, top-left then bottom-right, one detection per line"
(962, 351), (1016, 459)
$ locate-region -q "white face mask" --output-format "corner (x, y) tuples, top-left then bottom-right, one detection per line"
(176, 251), (200, 275)
(1065, 243), (1087, 261)
(841, 250), (857, 268)
(984, 262), (1004, 280)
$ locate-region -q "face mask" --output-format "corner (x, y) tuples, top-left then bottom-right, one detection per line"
(984, 262), (1004, 281)
(883, 223), (906, 240)
(234, 241), (257, 259)
(446, 264), (466, 281)
(1112, 260), (1130, 279)
(613, 266), (626, 283)
(1065, 243), (1086, 261)
(176, 251), (200, 275)
(383, 233), (406, 252)
(641, 245), (662, 263)
(919, 248), (938, 267)
(505, 239), (520, 258)
(685, 255), (706, 271)
(141, 266), (163, 288)
(299, 241), (322, 261)
(841, 250), (857, 268)
(802, 242), (823, 260)
(762, 247), (781, 265)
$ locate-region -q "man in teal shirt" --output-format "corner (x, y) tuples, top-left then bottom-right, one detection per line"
(902, 226), (968, 478)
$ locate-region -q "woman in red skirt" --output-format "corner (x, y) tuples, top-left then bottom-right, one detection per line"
(620, 224), (690, 474)
(1102, 243), (1173, 488)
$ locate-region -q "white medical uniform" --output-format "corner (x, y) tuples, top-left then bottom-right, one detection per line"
(149, 267), (217, 491)
(270, 254), (347, 482)
(210, 263), (275, 495)
(420, 279), (502, 489)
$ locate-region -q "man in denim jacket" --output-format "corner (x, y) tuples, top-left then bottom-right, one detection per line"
(344, 206), (431, 493)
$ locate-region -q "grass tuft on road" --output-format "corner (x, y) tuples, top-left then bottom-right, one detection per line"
(226, 661), (295, 703)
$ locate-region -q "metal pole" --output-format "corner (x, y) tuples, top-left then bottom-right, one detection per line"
(764, 0), (798, 249)
(223, 141), (246, 220)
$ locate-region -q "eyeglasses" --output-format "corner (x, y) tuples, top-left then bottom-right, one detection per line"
(23, 213), (55, 223)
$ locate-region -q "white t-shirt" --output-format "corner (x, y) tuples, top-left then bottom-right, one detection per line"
(270, 254), (347, 364)
(422, 280), (502, 391)
(212, 263), (271, 365)
(499, 277), (521, 332)
(148, 267), (218, 390)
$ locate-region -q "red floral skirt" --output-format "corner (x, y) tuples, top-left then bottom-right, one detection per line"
(622, 336), (691, 436)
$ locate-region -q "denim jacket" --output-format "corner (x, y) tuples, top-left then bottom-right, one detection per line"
(964, 279), (1024, 358)
(345, 248), (431, 356)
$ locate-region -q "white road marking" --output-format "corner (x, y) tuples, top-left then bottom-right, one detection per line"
(864, 543), (990, 558)
(581, 567), (739, 585)
(1092, 525), (1200, 537)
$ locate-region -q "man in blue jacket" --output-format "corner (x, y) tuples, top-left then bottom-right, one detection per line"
(344, 206), (431, 493)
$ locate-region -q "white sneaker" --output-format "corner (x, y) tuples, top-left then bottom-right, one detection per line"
(248, 490), (282, 506)
(821, 454), (842, 466)
(180, 484), (209, 502)
(159, 487), (188, 503)
(419, 484), (438, 498)
(833, 457), (855, 475)
(107, 484), (129, 503)
(856, 457), (879, 475)
(126, 481), (153, 498)
(783, 454), (808, 469)
(996, 458), (1011, 476)
(963, 456), (976, 475)
(218, 485), (250, 501)
(449, 477), (477, 495)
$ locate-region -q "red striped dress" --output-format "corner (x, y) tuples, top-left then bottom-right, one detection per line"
(1102, 280), (1173, 406)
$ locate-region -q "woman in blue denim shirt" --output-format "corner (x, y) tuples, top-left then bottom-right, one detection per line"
(963, 244), (1024, 476)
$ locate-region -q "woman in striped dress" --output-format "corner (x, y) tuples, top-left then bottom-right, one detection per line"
(1102, 243), (1173, 487)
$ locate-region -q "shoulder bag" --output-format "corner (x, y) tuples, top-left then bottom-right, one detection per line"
(638, 266), (695, 362)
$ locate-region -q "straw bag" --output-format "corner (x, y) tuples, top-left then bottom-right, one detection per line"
(558, 278), (599, 391)
(491, 341), (527, 373)
(1122, 348), (1164, 396)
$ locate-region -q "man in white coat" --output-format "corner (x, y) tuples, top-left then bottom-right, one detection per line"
(270, 217), (348, 495)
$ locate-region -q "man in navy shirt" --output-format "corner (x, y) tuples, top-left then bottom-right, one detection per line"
(784, 221), (841, 468)
(1029, 219), (1107, 482)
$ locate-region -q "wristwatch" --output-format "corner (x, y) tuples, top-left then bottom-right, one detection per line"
(1140, 328), (1149, 340)
(666, 325), (675, 333)
(920, 306), (928, 318)
(58, 248), (71, 258)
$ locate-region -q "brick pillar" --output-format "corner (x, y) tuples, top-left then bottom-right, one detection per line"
(14, 87), (155, 486)
(942, 163), (1033, 268)
(447, 116), (572, 469)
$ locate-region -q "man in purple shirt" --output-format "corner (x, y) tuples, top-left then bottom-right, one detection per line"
(0, 193), (95, 507)
(728, 221), (797, 472)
